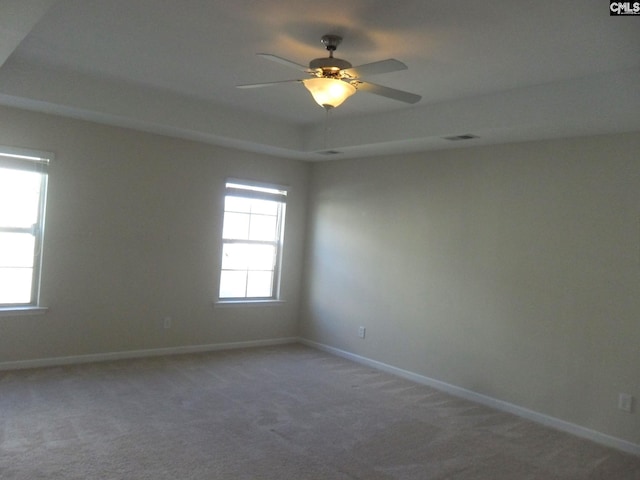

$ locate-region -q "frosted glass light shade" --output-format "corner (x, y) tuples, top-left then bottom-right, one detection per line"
(303, 78), (356, 109)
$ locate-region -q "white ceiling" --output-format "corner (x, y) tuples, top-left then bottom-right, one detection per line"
(0, 0), (638, 160)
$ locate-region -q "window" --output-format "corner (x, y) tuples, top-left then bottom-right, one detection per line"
(0, 146), (50, 308)
(218, 180), (287, 300)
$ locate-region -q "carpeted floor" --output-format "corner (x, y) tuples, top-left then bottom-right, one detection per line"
(1, 344), (639, 479)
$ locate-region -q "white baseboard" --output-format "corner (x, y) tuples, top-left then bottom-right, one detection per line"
(300, 338), (640, 457)
(0, 337), (298, 371)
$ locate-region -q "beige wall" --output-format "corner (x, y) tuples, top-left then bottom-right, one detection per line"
(2, 103), (639, 447)
(300, 133), (640, 445)
(0, 106), (310, 361)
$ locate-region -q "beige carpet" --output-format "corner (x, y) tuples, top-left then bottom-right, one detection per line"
(1, 344), (638, 479)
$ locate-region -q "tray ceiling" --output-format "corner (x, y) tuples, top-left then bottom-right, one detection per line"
(0, 1), (638, 160)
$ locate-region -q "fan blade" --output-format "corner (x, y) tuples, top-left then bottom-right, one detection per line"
(356, 81), (421, 104)
(342, 59), (407, 78)
(257, 53), (311, 72)
(237, 79), (303, 89)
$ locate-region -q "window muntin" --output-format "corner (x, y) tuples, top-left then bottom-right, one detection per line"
(0, 147), (50, 307)
(218, 181), (286, 300)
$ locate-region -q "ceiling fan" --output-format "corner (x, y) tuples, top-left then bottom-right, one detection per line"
(237, 34), (421, 110)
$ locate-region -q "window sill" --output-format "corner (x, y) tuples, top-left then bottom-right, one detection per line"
(214, 299), (286, 308)
(0, 306), (49, 317)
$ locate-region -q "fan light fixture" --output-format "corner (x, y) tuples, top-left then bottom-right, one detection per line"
(302, 78), (356, 109)
(237, 34), (422, 110)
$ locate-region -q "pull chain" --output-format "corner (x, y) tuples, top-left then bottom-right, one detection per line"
(324, 106), (332, 150)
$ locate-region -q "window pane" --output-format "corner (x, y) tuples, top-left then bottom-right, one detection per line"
(247, 271), (273, 297)
(224, 196), (251, 213)
(249, 214), (277, 241)
(250, 199), (279, 215)
(222, 212), (249, 240)
(0, 268), (33, 304)
(246, 244), (276, 270)
(219, 270), (247, 298)
(0, 232), (35, 267)
(0, 168), (42, 228)
(222, 243), (275, 271)
(221, 243), (249, 270)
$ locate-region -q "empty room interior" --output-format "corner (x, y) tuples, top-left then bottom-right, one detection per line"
(1, 1), (640, 478)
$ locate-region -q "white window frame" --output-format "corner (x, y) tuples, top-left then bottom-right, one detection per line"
(0, 146), (51, 312)
(217, 179), (287, 302)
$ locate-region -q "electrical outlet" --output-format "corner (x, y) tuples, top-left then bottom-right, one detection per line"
(358, 326), (366, 339)
(618, 393), (633, 413)
(163, 316), (172, 329)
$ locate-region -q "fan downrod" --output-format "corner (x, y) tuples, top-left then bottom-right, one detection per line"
(309, 35), (351, 73)
(320, 35), (342, 57)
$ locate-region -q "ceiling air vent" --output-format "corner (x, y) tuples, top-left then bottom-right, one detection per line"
(443, 134), (479, 141)
(316, 150), (343, 156)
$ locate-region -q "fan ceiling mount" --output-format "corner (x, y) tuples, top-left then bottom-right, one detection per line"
(237, 34), (421, 110)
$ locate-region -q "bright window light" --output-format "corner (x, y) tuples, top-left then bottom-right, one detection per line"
(0, 147), (50, 307)
(218, 180), (287, 300)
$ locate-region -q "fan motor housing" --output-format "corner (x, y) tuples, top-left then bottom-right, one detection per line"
(309, 57), (352, 76)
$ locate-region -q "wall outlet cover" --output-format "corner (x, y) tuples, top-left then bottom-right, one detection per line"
(618, 393), (633, 413)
